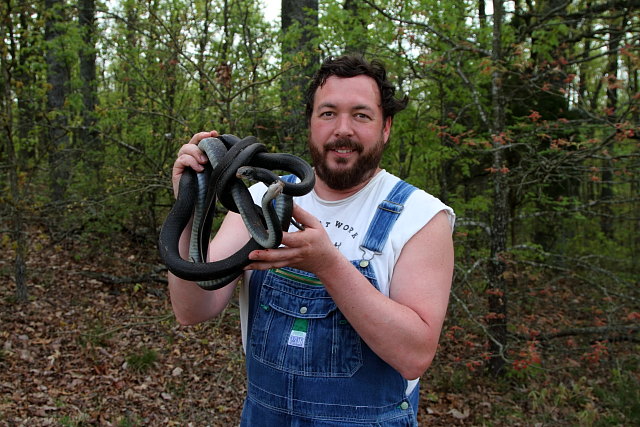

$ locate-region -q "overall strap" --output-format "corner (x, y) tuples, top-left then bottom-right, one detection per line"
(358, 180), (416, 267)
(280, 174), (298, 184)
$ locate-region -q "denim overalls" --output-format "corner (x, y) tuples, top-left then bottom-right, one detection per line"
(241, 180), (419, 426)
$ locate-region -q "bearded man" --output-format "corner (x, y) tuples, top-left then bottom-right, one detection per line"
(168, 54), (455, 426)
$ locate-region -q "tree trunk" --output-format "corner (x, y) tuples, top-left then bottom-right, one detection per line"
(197, 1), (212, 110)
(0, 5), (28, 302)
(16, 7), (38, 162)
(44, 0), (71, 203)
(487, 0), (508, 377)
(124, 3), (139, 113)
(478, 0), (486, 29)
(343, 0), (367, 55)
(79, 0), (101, 177)
(79, 0), (97, 129)
(600, 17), (624, 238)
(281, 0), (318, 154)
(578, 1), (592, 109)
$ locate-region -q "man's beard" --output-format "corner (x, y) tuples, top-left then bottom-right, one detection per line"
(309, 136), (386, 191)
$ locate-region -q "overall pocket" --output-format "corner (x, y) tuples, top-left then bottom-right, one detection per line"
(250, 268), (363, 377)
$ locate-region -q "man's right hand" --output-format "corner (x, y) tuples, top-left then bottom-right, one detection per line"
(172, 130), (219, 197)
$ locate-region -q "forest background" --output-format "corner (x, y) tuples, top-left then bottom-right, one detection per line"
(1, 0), (638, 425)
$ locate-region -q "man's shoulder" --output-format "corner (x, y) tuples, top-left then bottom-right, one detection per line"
(378, 172), (455, 227)
(376, 171), (436, 205)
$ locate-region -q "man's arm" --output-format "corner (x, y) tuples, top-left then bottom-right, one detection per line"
(168, 211), (250, 325)
(245, 205), (454, 379)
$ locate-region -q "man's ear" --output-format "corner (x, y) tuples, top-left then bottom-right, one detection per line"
(383, 116), (393, 144)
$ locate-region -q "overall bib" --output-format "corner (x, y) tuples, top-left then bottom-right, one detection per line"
(241, 180), (419, 426)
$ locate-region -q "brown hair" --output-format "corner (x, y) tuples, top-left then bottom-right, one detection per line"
(304, 54), (408, 125)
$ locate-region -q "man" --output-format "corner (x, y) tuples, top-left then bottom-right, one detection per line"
(169, 55), (455, 425)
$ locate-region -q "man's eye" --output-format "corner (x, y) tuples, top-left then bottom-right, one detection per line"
(320, 111), (334, 117)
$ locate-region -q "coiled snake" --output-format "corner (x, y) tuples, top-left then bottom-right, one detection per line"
(158, 134), (315, 290)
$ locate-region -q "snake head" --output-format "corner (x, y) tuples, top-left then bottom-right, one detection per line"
(236, 166), (280, 186)
(265, 180), (285, 199)
(236, 166), (256, 181)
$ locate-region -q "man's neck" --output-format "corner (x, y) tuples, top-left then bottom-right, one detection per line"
(313, 168), (382, 201)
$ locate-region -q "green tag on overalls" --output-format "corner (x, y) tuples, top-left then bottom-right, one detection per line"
(288, 318), (308, 348)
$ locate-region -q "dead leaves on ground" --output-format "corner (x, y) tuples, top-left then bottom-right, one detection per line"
(1, 238), (246, 426)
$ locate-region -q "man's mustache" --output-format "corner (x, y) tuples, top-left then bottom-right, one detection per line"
(324, 137), (364, 152)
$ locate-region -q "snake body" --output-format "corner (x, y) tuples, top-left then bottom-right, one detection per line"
(158, 134), (315, 290)
(236, 166), (288, 248)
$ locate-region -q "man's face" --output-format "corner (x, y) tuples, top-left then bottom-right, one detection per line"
(308, 75), (391, 191)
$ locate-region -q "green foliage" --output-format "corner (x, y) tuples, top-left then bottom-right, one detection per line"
(79, 320), (113, 349)
(125, 347), (158, 373)
(594, 368), (640, 425)
(58, 413), (91, 427)
(527, 376), (599, 425)
(117, 413), (143, 427)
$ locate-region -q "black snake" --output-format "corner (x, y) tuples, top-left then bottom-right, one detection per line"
(158, 134), (315, 290)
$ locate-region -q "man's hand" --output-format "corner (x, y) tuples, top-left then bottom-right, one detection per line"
(245, 204), (340, 276)
(172, 130), (219, 197)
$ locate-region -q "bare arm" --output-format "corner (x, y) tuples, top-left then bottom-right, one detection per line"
(168, 212), (250, 325)
(245, 205), (454, 379)
(167, 131), (251, 325)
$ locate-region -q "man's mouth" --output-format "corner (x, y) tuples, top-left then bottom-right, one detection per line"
(326, 138), (363, 155)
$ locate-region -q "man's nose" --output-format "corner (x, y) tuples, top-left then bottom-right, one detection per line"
(334, 114), (353, 137)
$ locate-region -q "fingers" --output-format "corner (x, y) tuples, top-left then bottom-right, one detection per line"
(188, 130), (219, 145)
(242, 203), (317, 272)
(244, 204), (331, 272)
(177, 143), (205, 160)
(245, 248), (294, 271)
(245, 241), (313, 271)
(171, 130), (219, 197)
(178, 130), (219, 160)
(176, 151), (204, 169)
(290, 203), (320, 230)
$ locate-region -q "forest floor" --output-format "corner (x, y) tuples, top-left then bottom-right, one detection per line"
(1, 232), (638, 426)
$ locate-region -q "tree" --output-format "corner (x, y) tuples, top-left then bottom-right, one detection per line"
(44, 0), (72, 204)
(280, 0), (318, 152)
(485, 0), (509, 376)
(78, 0), (100, 173)
(1, 0), (29, 302)
(342, 0), (369, 55)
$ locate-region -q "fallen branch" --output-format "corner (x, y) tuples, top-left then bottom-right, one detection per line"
(513, 324), (639, 341)
(79, 269), (167, 285)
